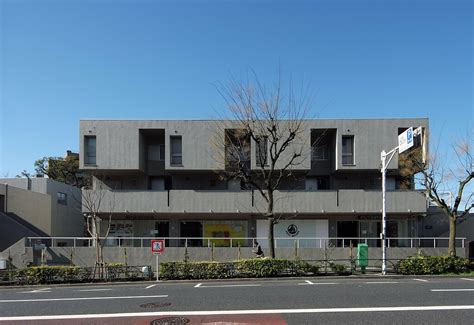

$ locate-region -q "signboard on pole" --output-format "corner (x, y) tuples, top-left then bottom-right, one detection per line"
(151, 239), (165, 255)
(398, 127), (414, 154)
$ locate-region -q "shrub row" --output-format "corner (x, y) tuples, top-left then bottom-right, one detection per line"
(160, 259), (321, 280)
(1, 264), (152, 285)
(395, 256), (473, 275)
(10, 266), (87, 284)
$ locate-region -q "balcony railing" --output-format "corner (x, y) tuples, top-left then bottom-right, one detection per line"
(82, 189), (428, 214)
(25, 236), (466, 249)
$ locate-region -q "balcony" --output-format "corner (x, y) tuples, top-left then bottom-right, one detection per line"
(82, 189), (427, 215)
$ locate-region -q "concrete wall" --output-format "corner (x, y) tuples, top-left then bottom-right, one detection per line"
(83, 189), (427, 215)
(8, 246), (465, 269)
(0, 179), (84, 237)
(0, 183), (52, 234)
(80, 118), (428, 173)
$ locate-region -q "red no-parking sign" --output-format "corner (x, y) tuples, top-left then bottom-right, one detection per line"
(151, 239), (165, 255)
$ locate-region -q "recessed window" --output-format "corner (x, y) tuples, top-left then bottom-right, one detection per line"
(57, 192), (67, 205)
(170, 136), (182, 165)
(148, 144), (165, 161)
(342, 135), (354, 165)
(312, 143), (329, 160)
(84, 136), (96, 165)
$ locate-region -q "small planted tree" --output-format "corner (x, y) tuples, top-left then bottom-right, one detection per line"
(80, 179), (115, 278)
(402, 136), (473, 256)
(216, 71), (312, 258)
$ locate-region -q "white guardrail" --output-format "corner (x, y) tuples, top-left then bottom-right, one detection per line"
(25, 237), (467, 249)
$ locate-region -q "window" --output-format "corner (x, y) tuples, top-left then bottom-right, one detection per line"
(148, 144), (165, 161)
(312, 143), (329, 160)
(342, 135), (354, 165)
(57, 192), (67, 205)
(170, 136), (182, 165)
(255, 136), (268, 166)
(84, 136), (96, 165)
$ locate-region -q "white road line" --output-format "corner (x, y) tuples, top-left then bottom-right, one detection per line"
(20, 288), (51, 293)
(0, 295), (168, 303)
(431, 289), (474, 292)
(298, 282), (337, 286)
(365, 282), (399, 284)
(460, 278), (474, 282)
(194, 283), (202, 288)
(146, 284), (157, 289)
(305, 280), (314, 285)
(196, 284), (261, 288)
(78, 289), (112, 292)
(413, 279), (429, 282)
(1, 305), (474, 321)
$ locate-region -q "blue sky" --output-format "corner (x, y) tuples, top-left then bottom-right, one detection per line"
(0, 0), (472, 176)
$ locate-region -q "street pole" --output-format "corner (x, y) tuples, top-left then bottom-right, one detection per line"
(380, 147), (399, 276)
(156, 254), (159, 282)
(381, 150), (387, 276)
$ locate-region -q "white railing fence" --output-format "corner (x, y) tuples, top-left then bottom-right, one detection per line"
(25, 236), (467, 249)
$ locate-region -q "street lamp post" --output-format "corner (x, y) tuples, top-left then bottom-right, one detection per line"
(380, 147), (399, 275)
(380, 126), (417, 275)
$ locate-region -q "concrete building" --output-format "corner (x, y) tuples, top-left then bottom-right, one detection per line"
(0, 178), (84, 251)
(79, 118), (429, 249)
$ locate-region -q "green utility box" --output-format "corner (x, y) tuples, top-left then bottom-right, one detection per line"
(357, 243), (369, 273)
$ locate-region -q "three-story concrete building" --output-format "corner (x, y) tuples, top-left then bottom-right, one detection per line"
(79, 118), (428, 248)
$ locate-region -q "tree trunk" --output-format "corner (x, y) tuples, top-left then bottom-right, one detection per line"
(448, 215), (457, 257)
(267, 191), (275, 258)
(268, 216), (275, 258)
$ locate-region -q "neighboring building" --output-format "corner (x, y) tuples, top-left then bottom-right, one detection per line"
(79, 118), (429, 248)
(0, 178), (84, 251)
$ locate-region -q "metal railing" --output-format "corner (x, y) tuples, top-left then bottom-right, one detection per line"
(25, 236), (467, 249)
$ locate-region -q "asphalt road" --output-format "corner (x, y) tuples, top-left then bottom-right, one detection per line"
(0, 276), (473, 324)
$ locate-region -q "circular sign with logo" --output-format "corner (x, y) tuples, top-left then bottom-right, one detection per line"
(286, 224), (300, 237)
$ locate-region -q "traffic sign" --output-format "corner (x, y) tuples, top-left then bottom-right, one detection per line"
(398, 127), (414, 153)
(151, 239), (165, 254)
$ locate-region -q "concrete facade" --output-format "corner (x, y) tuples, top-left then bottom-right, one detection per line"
(0, 178), (84, 241)
(78, 118), (430, 248)
(2, 239), (465, 269)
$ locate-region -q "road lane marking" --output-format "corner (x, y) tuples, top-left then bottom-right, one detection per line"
(196, 284), (261, 288)
(194, 283), (202, 288)
(20, 288), (51, 293)
(0, 295), (168, 303)
(78, 289), (112, 292)
(1, 305), (474, 320)
(146, 284), (157, 289)
(365, 282), (399, 284)
(413, 279), (429, 282)
(460, 278), (474, 282)
(298, 282), (337, 286)
(431, 289), (474, 292)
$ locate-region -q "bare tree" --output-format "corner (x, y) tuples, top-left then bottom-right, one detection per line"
(79, 177), (115, 278)
(401, 136), (473, 256)
(215, 71), (312, 258)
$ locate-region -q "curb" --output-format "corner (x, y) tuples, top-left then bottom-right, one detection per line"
(1, 273), (472, 289)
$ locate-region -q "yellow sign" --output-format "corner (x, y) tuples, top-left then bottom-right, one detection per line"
(203, 222), (247, 247)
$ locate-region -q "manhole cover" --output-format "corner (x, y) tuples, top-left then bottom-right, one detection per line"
(140, 302), (172, 308)
(150, 317), (190, 325)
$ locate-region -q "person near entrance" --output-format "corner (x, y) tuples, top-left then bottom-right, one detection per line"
(252, 241), (265, 258)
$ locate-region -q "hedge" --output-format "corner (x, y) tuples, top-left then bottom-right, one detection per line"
(160, 259), (319, 280)
(0, 264), (152, 285)
(395, 256), (473, 275)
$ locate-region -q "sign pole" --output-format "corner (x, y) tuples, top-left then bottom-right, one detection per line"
(380, 146), (403, 275)
(381, 150), (387, 276)
(156, 254), (159, 282)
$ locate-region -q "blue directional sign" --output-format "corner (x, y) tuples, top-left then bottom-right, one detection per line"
(398, 127), (414, 153)
(407, 128), (413, 144)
